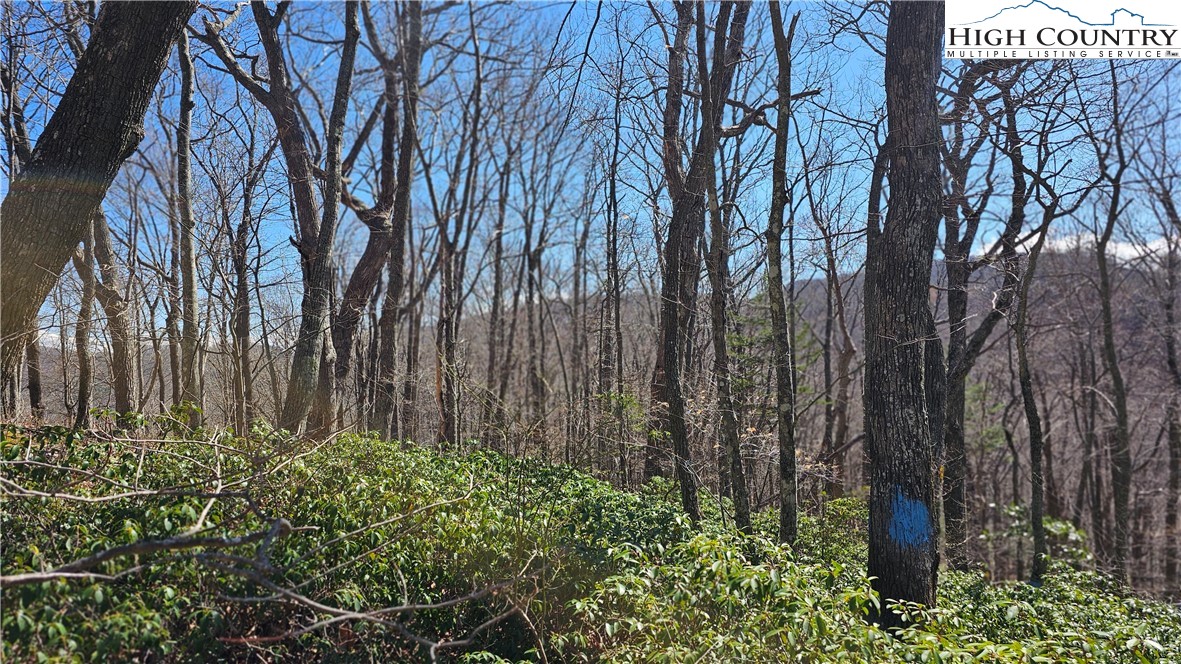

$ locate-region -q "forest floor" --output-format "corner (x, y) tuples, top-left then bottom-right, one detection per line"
(2, 420), (1179, 663)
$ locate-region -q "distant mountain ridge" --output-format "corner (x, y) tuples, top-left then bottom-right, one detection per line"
(964, 0), (1167, 27)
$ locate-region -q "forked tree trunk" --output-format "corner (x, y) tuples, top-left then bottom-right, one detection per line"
(67, 211), (137, 417)
(199, 2), (359, 432)
(279, 3), (358, 431)
(944, 64), (1030, 569)
(334, 1), (423, 432)
(649, 1), (750, 523)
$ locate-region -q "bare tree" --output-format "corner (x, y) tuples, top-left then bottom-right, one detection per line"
(177, 31), (201, 419)
(705, 113), (751, 534)
(1083, 62), (1134, 582)
(1, 1), (196, 400)
(768, 2), (800, 546)
(865, 1), (943, 626)
(337, 0), (423, 435)
(647, 0), (750, 523)
(196, 1), (360, 432)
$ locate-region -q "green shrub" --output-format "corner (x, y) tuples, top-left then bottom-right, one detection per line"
(553, 533), (1181, 663)
(1, 426), (684, 661)
(4, 423), (1179, 663)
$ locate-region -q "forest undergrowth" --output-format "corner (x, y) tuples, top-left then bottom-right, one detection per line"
(2, 416), (1178, 663)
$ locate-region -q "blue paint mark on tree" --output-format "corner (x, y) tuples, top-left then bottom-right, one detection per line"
(888, 486), (932, 549)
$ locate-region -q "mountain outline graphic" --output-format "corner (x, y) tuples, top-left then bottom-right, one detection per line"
(963, 0), (1169, 27)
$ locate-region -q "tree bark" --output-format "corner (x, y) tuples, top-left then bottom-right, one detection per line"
(431, 9), (484, 446)
(199, 2), (359, 432)
(1015, 225), (1051, 584)
(1, 1), (196, 382)
(865, 0), (943, 627)
(705, 152), (750, 535)
(225, 142), (271, 433)
(649, 1), (750, 523)
(91, 211), (137, 414)
(768, 2), (799, 546)
(943, 64), (1029, 569)
(334, 1), (423, 432)
(279, 2), (359, 431)
(176, 31), (201, 421)
(644, 3), (694, 482)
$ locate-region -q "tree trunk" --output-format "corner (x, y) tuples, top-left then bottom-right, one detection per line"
(1095, 67), (1132, 582)
(71, 226), (97, 430)
(939, 62), (993, 569)
(706, 159), (750, 535)
(436, 245), (460, 445)
(1161, 221), (1181, 595)
(812, 220), (856, 498)
(649, 1), (749, 523)
(176, 31), (201, 422)
(865, 0), (943, 627)
(277, 3), (359, 431)
(945, 68), (1027, 569)
(484, 150), (511, 449)
(1016, 226), (1052, 584)
(91, 211), (137, 414)
(600, 75), (628, 485)
(228, 149), (267, 433)
(334, 1), (422, 426)
(197, 3), (358, 431)
(768, 2), (799, 546)
(309, 311), (338, 433)
(232, 236), (253, 433)
(25, 335), (43, 421)
(372, 253), (401, 438)
(0, 1), (196, 381)
(1081, 340), (1110, 565)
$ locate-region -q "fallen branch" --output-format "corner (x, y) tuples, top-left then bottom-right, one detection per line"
(0, 518), (291, 589)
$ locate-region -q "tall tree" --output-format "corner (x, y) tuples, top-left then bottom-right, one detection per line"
(2, 38), (43, 422)
(1147, 137), (1181, 594)
(649, 0), (750, 522)
(89, 210), (138, 415)
(1, 1), (197, 393)
(177, 31), (201, 417)
(943, 62), (1047, 567)
(768, 1), (800, 546)
(705, 130), (751, 534)
(336, 0), (423, 434)
(1015, 219), (1051, 585)
(864, 0), (944, 626)
(1087, 62), (1133, 582)
(940, 60), (1002, 567)
(197, 1), (359, 432)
